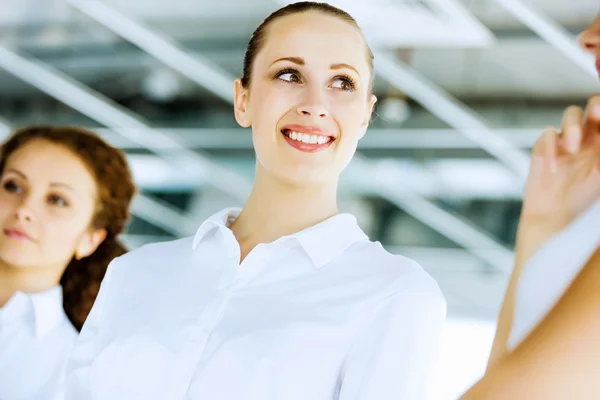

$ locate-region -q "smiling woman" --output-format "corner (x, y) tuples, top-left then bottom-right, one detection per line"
(65, 3), (446, 400)
(0, 126), (135, 400)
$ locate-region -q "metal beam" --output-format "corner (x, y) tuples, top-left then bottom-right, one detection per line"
(352, 155), (514, 271)
(66, 0), (235, 103)
(0, 45), (253, 236)
(90, 127), (540, 150)
(492, 0), (596, 79)
(374, 53), (531, 178)
(68, 0), (513, 271)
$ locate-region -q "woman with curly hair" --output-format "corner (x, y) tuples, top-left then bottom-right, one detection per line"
(0, 126), (135, 399)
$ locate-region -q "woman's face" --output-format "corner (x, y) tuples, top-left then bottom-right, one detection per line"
(579, 13), (600, 77)
(234, 11), (376, 186)
(0, 139), (106, 273)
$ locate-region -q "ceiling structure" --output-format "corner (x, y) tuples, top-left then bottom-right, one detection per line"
(0, 0), (597, 320)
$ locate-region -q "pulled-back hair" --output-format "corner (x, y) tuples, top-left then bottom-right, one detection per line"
(241, 1), (374, 90)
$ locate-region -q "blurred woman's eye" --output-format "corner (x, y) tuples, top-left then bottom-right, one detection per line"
(1, 179), (23, 194)
(48, 194), (69, 208)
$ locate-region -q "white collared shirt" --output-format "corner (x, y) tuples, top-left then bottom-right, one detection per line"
(0, 286), (77, 400)
(66, 208), (446, 400)
(509, 200), (600, 349)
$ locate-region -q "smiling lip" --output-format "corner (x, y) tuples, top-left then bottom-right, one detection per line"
(3, 228), (33, 242)
(280, 124), (336, 154)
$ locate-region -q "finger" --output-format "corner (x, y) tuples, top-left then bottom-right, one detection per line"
(582, 95), (600, 145)
(532, 127), (559, 172)
(561, 105), (584, 154)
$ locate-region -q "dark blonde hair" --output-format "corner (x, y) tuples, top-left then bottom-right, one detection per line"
(241, 1), (374, 90)
(0, 125), (136, 331)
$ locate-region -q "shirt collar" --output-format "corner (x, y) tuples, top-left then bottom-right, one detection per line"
(0, 286), (65, 338)
(192, 208), (368, 268)
(294, 213), (368, 268)
(192, 207), (241, 250)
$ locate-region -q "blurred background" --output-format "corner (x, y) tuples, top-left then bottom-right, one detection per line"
(0, 0), (597, 398)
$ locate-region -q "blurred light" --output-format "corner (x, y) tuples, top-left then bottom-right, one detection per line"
(142, 68), (181, 102)
(379, 97), (411, 124)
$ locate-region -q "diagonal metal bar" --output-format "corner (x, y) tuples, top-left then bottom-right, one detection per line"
(492, 0), (596, 79)
(0, 45), (252, 237)
(374, 52), (531, 178)
(352, 155), (514, 271)
(67, 0), (513, 271)
(67, 0), (235, 103)
(0, 118), (194, 236)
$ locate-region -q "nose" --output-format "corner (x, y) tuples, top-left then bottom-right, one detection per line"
(297, 87), (329, 118)
(579, 24), (600, 54)
(14, 201), (35, 224)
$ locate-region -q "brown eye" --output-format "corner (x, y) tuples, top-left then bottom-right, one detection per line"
(2, 179), (22, 194)
(276, 69), (302, 83)
(48, 194), (68, 207)
(331, 76), (356, 92)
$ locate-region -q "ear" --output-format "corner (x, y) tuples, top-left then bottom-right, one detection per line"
(358, 94), (377, 140)
(233, 78), (251, 128)
(74, 228), (107, 260)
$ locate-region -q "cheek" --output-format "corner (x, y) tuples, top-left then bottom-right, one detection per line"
(250, 87), (297, 152)
(333, 96), (367, 137)
(38, 217), (84, 256)
(0, 196), (14, 220)
(252, 85), (298, 126)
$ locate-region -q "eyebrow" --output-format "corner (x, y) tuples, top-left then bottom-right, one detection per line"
(5, 168), (79, 195)
(271, 57), (359, 75)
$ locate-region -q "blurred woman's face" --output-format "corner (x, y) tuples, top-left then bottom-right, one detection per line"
(0, 139), (105, 274)
(579, 13), (600, 78)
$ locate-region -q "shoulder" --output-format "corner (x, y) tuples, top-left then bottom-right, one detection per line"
(345, 240), (446, 307)
(118, 236), (194, 262)
(106, 236), (195, 282)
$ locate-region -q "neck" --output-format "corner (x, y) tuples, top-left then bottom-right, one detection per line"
(0, 259), (63, 307)
(230, 165), (339, 255)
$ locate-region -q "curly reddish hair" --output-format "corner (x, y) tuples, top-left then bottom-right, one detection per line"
(0, 125), (136, 331)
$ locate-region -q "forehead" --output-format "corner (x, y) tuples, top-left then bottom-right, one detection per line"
(5, 139), (97, 192)
(258, 12), (370, 72)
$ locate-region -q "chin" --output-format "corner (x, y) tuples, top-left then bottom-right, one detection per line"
(0, 244), (35, 269)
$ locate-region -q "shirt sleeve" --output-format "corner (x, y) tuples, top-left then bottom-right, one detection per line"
(64, 257), (120, 400)
(336, 280), (446, 400)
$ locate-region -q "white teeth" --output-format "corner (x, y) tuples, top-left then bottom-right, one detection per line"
(285, 130), (331, 145)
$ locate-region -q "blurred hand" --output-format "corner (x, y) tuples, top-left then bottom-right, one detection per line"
(518, 96), (600, 252)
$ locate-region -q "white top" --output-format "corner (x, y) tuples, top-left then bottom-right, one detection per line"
(0, 286), (78, 400)
(65, 208), (446, 400)
(508, 199), (600, 349)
